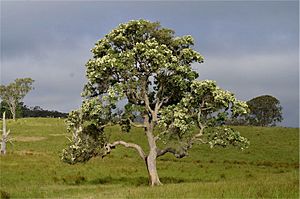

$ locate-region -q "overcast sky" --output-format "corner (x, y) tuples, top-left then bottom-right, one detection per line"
(1, 1), (299, 127)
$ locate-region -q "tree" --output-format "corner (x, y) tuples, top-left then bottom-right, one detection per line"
(0, 78), (34, 121)
(246, 95), (283, 126)
(61, 20), (249, 186)
(0, 101), (23, 119)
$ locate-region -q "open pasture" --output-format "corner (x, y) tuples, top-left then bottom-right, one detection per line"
(0, 118), (299, 198)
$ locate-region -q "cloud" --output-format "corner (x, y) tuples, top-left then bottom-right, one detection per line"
(192, 51), (299, 127)
(1, 36), (95, 112)
(1, 1), (298, 127)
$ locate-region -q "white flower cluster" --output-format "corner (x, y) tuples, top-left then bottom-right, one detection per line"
(207, 127), (250, 150)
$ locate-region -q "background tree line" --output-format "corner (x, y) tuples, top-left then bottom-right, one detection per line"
(0, 101), (67, 119)
(0, 79), (282, 124)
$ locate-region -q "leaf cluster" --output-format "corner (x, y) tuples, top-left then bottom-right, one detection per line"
(0, 78), (34, 104)
(158, 80), (249, 150)
(62, 98), (111, 164)
(83, 19), (203, 108)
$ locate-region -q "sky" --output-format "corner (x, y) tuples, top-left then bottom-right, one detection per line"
(0, 1), (299, 127)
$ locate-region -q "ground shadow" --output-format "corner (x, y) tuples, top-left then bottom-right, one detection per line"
(60, 175), (209, 186)
(88, 176), (210, 186)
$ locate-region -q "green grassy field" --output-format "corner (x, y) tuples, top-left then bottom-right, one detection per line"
(0, 118), (299, 198)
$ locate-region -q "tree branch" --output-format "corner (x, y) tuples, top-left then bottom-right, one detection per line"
(141, 78), (153, 115)
(156, 147), (188, 158)
(196, 101), (206, 133)
(129, 118), (146, 128)
(126, 89), (143, 104)
(144, 92), (153, 114)
(103, 140), (146, 160)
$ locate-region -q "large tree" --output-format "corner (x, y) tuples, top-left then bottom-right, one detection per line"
(0, 78), (34, 121)
(62, 20), (249, 186)
(246, 95), (283, 126)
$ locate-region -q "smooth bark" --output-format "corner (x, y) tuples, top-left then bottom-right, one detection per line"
(143, 106), (162, 186)
(105, 140), (146, 160)
(1, 112), (10, 154)
(146, 150), (162, 186)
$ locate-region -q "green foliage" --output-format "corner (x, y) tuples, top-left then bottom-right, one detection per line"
(63, 19), (249, 171)
(62, 98), (112, 164)
(0, 101), (23, 119)
(64, 19), (206, 163)
(0, 78), (34, 103)
(0, 78), (34, 120)
(204, 127), (249, 150)
(83, 19), (203, 104)
(246, 95), (283, 126)
(158, 80), (249, 152)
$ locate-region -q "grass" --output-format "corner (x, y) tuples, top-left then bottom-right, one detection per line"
(0, 118), (299, 198)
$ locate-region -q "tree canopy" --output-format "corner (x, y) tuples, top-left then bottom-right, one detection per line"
(0, 78), (34, 120)
(62, 19), (249, 186)
(246, 95), (283, 126)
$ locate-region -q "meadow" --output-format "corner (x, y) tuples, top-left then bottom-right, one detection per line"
(0, 118), (299, 198)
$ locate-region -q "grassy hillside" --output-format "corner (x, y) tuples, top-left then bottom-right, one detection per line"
(0, 118), (299, 198)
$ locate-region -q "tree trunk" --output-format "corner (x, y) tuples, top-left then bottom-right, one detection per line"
(11, 106), (16, 121)
(12, 113), (16, 121)
(145, 150), (162, 186)
(142, 91), (162, 186)
(144, 126), (162, 186)
(0, 138), (6, 154)
(1, 112), (7, 154)
(9, 102), (16, 121)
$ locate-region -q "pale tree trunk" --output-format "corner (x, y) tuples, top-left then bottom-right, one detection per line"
(12, 112), (16, 121)
(11, 104), (16, 121)
(1, 112), (10, 155)
(141, 84), (164, 186)
(145, 149), (162, 186)
(7, 101), (16, 121)
(144, 114), (162, 186)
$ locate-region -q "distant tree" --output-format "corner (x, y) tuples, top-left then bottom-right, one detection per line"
(246, 95), (283, 126)
(61, 20), (249, 186)
(0, 101), (23, 119)
(0, 78), (34, 121)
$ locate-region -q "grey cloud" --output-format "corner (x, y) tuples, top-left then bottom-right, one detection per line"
(1, 37), (94, 112)
(3, 1), (298, 58)
(193, 52), (299, 127)
(1, 1), (298, 127)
